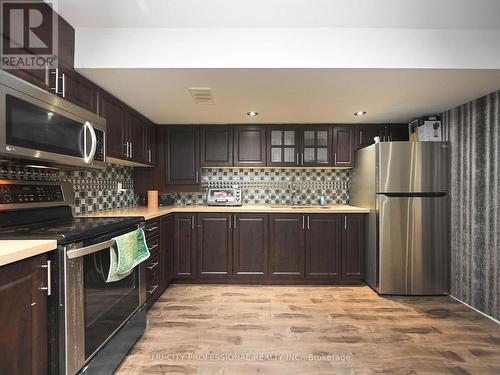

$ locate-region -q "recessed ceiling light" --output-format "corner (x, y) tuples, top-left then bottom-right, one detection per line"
(246, 111), (258, 117)
(354, 111), (367, 117)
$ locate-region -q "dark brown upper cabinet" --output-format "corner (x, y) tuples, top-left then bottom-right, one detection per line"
(127, 111), (146, 164)
(0, 254), (49, 375)
(299, 127), (332, 167)
(165, 127), (200, 185)
(233, 126), (267, 167)
(267, 127), (300, 167)
(332, 126), (355, 167)
(49, 67), (98, 113)
(355, 124), (408, 150)
(145, 124), (157, 166)
(99, 91), (128, 160)
(2, 8), (74, 91)
(201, 126), (233, 167)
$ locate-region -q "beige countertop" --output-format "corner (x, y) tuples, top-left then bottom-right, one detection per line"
(78, 204), (369, 221)
(0, 240), (57, 267)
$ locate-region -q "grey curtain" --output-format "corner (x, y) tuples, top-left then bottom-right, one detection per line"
(442, 90), (500, 320)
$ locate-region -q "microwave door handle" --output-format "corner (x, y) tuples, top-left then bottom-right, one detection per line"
(66, 239), (116, 259)
(83, 121), (97, 164)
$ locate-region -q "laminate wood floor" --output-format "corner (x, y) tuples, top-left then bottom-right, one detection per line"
(116, 285), (500, 375)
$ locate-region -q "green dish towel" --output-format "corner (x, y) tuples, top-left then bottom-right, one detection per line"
(107, 228), (150, 282)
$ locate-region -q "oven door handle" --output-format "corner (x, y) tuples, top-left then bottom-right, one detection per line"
(67, 239), (115, 259)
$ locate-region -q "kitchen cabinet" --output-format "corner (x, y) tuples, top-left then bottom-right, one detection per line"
(299, 127), (332, 166)
(305, 215), (342, 280)
(197, 213), (233, 279)
(233, 213), (269, 279)
(269, 214), (305, 279)
(332, 126), (355, 167)
(234, 126), (267, 166)
(342, 214), (365, 281)
(355, 124), (408, 150)
(161, 215), (175, 285)
(174, 214), (197, 279)
(267, 127), (300, 167)
(0, 254), (49, 375)
(165, 127), (200, 185)
(99, 91), (128, 160)
(201, 126), (233, 167)
(49, 67), (98, 113)
(127, 111), (146, 164)
(144, 219), (161, 307)
(145, 124), (157, 166)
(1, 8), (74, 91)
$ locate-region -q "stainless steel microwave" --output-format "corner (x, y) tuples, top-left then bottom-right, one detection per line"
(0, 70), (106, 168)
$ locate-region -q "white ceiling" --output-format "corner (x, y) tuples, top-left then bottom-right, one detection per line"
(58, 0), (500, 29)
(78, 68), (500, 124)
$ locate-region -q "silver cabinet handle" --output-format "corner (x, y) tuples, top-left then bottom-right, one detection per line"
(147, 149), (152, 163)
(296, 153), (299, 166)
(196, 171), (199, 183)
(233, 215), (237, 229)
(61, 73), (66, 98)
(148, 243), (158, 251)
(40, 260), (52, 296)
(229, 215), (232, 229)
(191, 216), (195, 230)
(147, 285), (159, 294)
(130, 142), (133, 159)
(49, 68), (59, 94)
(307, 216), (310, 230)
(146, 226), (158, 232)
(334, 153), (337, 165)
(301, 153), (304, 165)
(124, 142), (129, 158)
(147, 262), (159, 270)
(302, 216), (305, 229)
(344, 215), (347, 230)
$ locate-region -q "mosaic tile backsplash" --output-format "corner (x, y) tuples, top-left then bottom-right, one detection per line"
(161, 168), (350, 205)
(0, 164), (136, 214)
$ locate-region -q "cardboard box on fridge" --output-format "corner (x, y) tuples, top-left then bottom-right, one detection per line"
(409, 116), (443, 142)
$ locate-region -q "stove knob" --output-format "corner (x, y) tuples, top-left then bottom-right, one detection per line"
(3, 194), (12, 203)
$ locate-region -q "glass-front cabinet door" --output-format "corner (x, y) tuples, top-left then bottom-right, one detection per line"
(300, 127), (332, 166)
(267, 127), (299, 166)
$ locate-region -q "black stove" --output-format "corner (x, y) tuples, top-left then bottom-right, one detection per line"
(0, 180), (143, 245)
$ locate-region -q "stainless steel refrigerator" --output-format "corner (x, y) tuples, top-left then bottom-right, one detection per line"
(350, 142), (449, 295)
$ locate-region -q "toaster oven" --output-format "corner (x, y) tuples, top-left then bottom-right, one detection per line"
(206, 188), (242, 206)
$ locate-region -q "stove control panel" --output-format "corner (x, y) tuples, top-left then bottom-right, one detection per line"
(0, 184), (64, 204)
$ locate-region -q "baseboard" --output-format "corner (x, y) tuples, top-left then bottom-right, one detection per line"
(449, 295), (500, 325)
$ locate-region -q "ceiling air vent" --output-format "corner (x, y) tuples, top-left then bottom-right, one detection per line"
(189, 88), (215, 104)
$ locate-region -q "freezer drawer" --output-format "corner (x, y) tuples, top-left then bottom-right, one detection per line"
(378, 194), (449, 295)
(376, 142), (449, 193)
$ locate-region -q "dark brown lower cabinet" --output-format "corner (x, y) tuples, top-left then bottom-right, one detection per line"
(174, 214), (197, 279)
(269, 214), (305, 279)
(0, 254), (49, 375)
(305, 214), (342, 280)
(233, 213), (269, 280)
(197, 213), (233, 279)
(161, 215), (175, 285)
(342, 214), (365, 282)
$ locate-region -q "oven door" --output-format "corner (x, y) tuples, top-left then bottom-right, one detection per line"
(0, 71), (106, 168)
(61, 226), (146, 375)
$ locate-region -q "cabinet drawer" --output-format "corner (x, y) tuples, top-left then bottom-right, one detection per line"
(146, 236), (160, 255)
(146, 253), (161, 295)
(145, 220), (160, 239)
